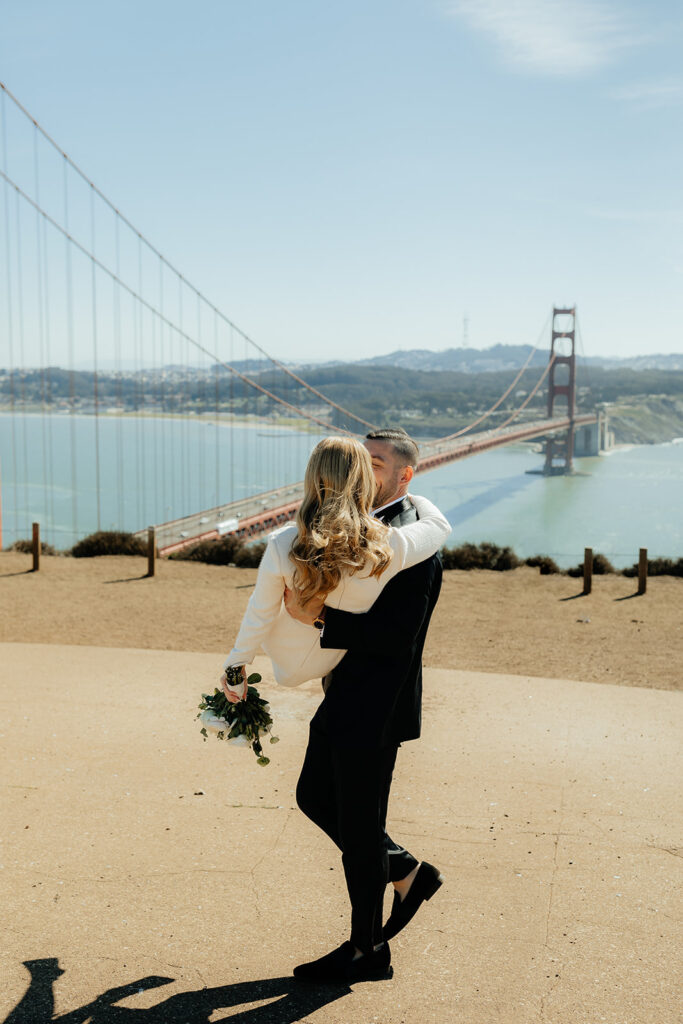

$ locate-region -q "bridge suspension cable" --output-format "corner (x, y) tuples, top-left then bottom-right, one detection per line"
(1, 79), (588, 553)
(431, 310), (552, 444)
(0, 165), (361, 437)
(493, 353), (556, 432)
(574, 313), (594, 403)
(0, 80), (376, 435)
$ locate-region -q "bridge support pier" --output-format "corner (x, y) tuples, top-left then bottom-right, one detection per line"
(544, 307), (577, 475)
(574, 408), (611, 457)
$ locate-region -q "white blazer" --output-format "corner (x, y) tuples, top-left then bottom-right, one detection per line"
(223, 494), (451, 688)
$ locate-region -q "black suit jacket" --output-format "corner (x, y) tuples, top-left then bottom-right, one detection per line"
(313, 496), (443, 748)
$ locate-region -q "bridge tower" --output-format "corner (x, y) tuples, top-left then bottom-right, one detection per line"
(544, 306), (577, 475)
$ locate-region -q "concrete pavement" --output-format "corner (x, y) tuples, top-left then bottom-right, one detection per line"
(0, 642), (680, 1023)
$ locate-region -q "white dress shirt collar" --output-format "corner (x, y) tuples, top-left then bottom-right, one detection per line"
(372, 496), (408, 518)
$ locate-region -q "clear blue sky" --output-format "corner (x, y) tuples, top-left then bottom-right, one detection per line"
(1, 0), (682, 363)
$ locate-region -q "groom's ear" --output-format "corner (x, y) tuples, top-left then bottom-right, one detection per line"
(400, 464), (415, 485)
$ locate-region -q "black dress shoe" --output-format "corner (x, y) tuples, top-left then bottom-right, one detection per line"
(293, 940), (392, 984)
(383, 861), (444, 941)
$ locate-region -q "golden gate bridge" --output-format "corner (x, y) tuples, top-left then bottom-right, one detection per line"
(0, 82), (606, 552)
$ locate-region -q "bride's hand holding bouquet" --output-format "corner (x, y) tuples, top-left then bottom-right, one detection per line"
(196, 665), (278, 766)
(221, 665), (248, 703)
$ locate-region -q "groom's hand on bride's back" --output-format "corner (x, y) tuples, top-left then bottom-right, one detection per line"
(283, 586), (324, 625)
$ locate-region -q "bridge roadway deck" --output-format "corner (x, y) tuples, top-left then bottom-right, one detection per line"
(141, 413), (597, 555)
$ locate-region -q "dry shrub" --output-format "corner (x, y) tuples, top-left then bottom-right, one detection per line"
(566, 552), (615, 577)
(622, 556), (683, 578)
(524, 554), (560, 575)
(169, 535), (265, 568)
(233, 542), (266, 568)
(169, 535), (243, 565)
(71, 531), (147, 557)
(441, 542), (520, 572)
(10, 538), (57, 556)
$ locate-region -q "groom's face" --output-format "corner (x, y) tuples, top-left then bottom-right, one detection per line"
(365, 439), (406, 508)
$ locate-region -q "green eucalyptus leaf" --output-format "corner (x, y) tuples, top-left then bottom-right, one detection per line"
(196, 677), (276, 760)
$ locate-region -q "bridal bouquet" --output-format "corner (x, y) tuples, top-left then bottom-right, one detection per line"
(197, 669), (279, 766)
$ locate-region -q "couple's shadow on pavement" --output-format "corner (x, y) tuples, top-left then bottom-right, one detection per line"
(5, 958), (351, 1024)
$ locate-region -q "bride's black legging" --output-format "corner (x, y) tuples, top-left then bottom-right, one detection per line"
(296, 714), (419, 955)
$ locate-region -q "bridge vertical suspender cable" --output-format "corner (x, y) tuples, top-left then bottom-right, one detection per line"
(159, 259), (168, 521)
(176, 277), (184, 520)
(244, 330), (252, 500)
(1, 77), (589, 551)
(213, 310), (220, 508)
(0, 81), (377, 437)
(63, 156), (78, 540)
(431, 310), (552, 444)
(197, 293), (206, 512)
(1, 87), (19, 543)
(14, 186), (30, 529)
(40, 152), (56, 542)
(229, 324), (235, 503)
(0, 160), (369, 441)
(491, 355), (556, 432)
(151, 274), (159, 521)
(135, 239), (144, 530)
(33, 122), (50, 540)
(114, 214), (125, 530)
(90, 184), (102, 531)
(1, 79), (378, 550)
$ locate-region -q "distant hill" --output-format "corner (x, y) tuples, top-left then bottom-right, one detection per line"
(4, 347), (683, 444)
(594, 353), (683, 371)
(325, 345), (683, 374)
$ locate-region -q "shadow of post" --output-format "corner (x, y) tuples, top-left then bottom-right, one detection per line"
(102, 575), (151, 584)
(3, 958), (352, 1024)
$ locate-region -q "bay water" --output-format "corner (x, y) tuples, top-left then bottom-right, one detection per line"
(1, 412), (681, 567)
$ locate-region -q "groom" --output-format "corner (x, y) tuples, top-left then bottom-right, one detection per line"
(284, 427), (445, 984)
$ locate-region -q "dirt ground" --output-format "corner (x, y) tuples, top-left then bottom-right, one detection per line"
(1, 551), (680, 691)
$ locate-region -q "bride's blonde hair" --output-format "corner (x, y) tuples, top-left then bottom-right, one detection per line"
(290, 437), (394, 604)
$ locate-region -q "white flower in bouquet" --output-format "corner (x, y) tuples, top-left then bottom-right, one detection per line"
(196, 670), (279, 765)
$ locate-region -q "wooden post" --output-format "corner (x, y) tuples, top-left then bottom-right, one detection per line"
(638, 547), (647, 595)
(147, 526), (156, 578)
(32, 522), (40, 572)
(583, 546), (593, 595)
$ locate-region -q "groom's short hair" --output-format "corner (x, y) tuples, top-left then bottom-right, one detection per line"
(365, 428), (419, 468)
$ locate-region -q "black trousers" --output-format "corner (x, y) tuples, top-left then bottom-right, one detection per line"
(295, 711), (419, 954)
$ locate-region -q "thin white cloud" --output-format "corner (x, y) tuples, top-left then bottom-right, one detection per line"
(610, 78), (683, 109)
(448, 0), (639, 76)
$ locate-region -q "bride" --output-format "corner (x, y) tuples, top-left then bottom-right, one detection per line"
(220, 435), (450, 697)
